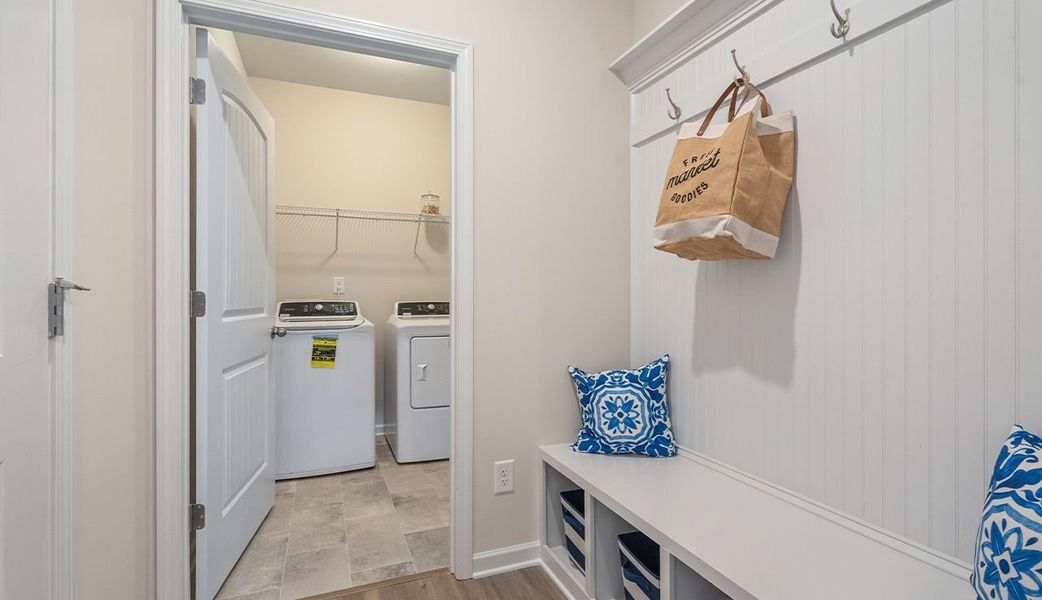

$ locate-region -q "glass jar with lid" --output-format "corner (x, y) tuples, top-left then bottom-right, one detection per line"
(420, 191), (441, 216)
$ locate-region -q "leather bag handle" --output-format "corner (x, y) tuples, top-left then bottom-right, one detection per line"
(697, 80), (772, 137)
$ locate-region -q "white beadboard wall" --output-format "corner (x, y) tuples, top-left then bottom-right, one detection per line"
(625, 0), (1042, 564)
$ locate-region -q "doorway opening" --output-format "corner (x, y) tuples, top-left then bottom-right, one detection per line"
(191, 27), (454, 600)
(155, 4), (474, 600)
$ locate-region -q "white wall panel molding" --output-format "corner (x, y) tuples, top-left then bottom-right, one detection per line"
(621, 0), (942, 147)
(625, 0), (1041, 565)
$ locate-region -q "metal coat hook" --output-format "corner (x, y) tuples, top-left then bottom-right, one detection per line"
(665, 87), (682, 122)
(829, 0), (850, 38)
(730, 49), (751, 86)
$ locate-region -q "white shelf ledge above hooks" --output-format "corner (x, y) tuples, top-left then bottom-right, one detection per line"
(274, 204), (450, 254)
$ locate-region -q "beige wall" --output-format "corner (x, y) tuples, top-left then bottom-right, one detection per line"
(288, 0), (634, 556)
(73, 0), (155, 598)
(251, 77), (450, 215)
(632, 0), (688, 40)
(254, 76), (451, 424)
(72, 1), (633, 597)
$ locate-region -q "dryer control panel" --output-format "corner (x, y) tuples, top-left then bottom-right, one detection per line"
(278, 301), (358, 320)
(396, 302), (449, 317)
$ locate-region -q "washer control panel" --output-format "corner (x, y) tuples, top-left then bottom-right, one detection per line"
(396, 301), (449, 317)
(278, 301), (358, 320)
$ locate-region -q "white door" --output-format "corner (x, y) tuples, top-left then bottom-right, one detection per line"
(0, 0), (56, 597)
(194, 28), (277, 600)
(410, 336), (450, 409)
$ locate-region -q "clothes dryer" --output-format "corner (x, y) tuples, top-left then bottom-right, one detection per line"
(385, 301), (450, 463)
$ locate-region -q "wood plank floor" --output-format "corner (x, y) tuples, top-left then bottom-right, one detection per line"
(304, 567), (566, 600)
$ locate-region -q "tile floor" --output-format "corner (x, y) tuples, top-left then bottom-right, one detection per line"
(216, 437), (450, 600)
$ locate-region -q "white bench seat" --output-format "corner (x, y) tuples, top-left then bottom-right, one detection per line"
(540, 443), (973, 600)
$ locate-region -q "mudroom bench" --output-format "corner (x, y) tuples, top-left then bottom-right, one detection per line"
(539, 443), (973, 600)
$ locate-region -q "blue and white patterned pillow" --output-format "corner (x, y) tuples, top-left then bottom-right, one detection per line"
(972, 425), (1042, 600)
(567, 355), (676, 457)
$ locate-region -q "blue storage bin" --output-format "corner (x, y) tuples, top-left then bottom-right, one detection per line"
(560, 489), (586, 574)
(618, 531), (661, 600)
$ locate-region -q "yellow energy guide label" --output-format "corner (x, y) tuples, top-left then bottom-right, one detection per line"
(310, 335), (338, 368)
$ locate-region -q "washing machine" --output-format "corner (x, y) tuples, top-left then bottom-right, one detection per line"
(273, 300), (375, 479)
(385, 301), (450, 463)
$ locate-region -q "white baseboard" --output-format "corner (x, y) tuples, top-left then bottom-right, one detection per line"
(541, 566), (583, 600)
(472, 542), (579, 600)
(472, 541), (542, 579)
(538, 562), (579, 600)
(539, 545), (585, 600)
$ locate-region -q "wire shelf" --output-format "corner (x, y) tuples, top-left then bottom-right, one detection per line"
(275, 204), (450, 224)
(274, 204), (449, 254)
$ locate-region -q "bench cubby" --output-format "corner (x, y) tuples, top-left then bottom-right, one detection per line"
(669, 555), (731, 600)
(589, 500), (635, 600)
(539, 443), (971, 600)
(541, 462), (588, 598)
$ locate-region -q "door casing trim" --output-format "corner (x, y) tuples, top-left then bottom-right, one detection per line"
(155, 2), (475, 597)
(51, 0), (76, 597)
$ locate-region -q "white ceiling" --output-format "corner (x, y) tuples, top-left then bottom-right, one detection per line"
(234, 32), (451, 105)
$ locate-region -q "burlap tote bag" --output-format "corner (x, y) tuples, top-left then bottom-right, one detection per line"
(654, 81), (794, 260)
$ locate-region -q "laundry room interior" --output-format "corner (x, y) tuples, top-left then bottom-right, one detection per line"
(195, 28), (453, 600)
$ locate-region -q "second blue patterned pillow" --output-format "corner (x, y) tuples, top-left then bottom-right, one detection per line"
(972, 425), (1042, 600)
(567, 355), (676, 458)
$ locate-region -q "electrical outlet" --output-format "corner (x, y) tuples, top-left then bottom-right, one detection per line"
(493, 459), (514, 494)
(332, 276), (345, 295)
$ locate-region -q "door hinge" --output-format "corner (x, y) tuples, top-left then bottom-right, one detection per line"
(190, 503), (206, 531)
(189, 77), (206, 105)
(48, 277), (91, 338)
(191, 290), (206, 318)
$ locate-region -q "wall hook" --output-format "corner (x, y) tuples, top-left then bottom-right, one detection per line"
(730, 49), (751, 86)
(665, 87), (682, 122)
(829, 0), (850, 38)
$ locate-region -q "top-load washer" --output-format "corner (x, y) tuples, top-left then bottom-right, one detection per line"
(273, 300), (375, 479)
(385, 301), (450, 463)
